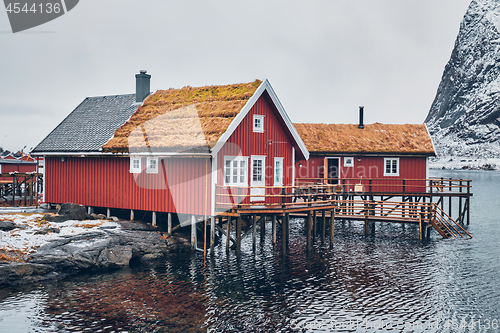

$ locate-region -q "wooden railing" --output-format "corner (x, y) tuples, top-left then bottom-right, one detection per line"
(295, 177), (472, 194)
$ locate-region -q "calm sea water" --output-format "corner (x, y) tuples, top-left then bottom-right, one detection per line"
(0, 170), (499, 333)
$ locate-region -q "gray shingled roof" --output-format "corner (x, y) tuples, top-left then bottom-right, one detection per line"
(33, 94), (139, 153)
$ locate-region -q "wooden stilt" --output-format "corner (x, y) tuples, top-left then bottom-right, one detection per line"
(106, 208), (111, 219)
(330, 209), (335, 247)
(236, 216), (242, 252)
(419, 214), (423, 242)
(260, 215), (265, 242)
(226, 216), (231, 251)
(466, 198), (470, 225)
(426, 224), (431, 240)
(321, 210), (326, 242)
(285, 212), (290, 247)
(191, 215), (197, 250)
(130, 209), (134, 221)
(272, 214), (277, 245)
(282, 216), (287, 256)
(168, 213), (172, 235)
(88, 206), (94, 215)
(210, 216), (215, 253)
(252, 214), (257, 250)
(313, 210), (317, 235)
(371, 221), (375, 235)
(307, 211), (313, 252)
(152, 212), (157, 226)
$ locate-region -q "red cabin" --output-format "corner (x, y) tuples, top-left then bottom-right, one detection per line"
(32, 73), (309, 218)
(294, 121), (436, 194)
(0, 153), (37, 174)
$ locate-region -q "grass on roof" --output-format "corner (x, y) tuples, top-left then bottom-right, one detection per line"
(102, 80), (262, 153)
(294, 123), (435, 154)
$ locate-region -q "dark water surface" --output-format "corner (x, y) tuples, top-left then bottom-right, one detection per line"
(1, 170), (499, 332)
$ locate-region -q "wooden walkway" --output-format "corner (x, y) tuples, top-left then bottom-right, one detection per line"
(206, 177), (473, 255)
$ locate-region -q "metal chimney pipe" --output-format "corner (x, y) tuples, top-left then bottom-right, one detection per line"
(358, 106), (364, 129)
(135, 70), (151, 103)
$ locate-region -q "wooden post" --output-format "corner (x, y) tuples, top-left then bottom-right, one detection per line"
(107, 208), (111, 218)
(426, 224), (431, 240)
(307, 211), (313, 252)
(252, 214), (257, 250)
(130, 209), (134, 221)
(260, 215), (265, 241)
(419, 213), (423, 242)
(282, 216), (287, 256)
(192, 215), (197, 250)
(272, 214), (277, 245)
(364, 203), (369, 236)
(236, 216), (242, 252)
(313, 210), (317, 235)
(321, 210), (326, 242)
(210, 216), (215, 252)
(466, 197), (470, 225)
(226, 216), (231, 251)
(330, 209), (335, 247)
(168, 213), (172, 235)
(285, 213), (290, 247)
(152, 212), (157, 226)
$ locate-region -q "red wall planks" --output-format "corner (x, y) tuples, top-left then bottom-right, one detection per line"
(296, 155), (428, 193)
(216, 93), (296, 205)
(45, 156), (211, 215)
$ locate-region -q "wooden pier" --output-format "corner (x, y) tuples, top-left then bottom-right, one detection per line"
(205, 177), (472, 255)
(0, 173), (41, 207)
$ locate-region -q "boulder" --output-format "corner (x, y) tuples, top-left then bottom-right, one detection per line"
(0, 221), (24, 231)
(44, 203), (93, 222)
(34, 227), (60, 235)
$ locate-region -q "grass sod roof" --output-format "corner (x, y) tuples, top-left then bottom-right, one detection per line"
(294, 123), (435, 155)
(102, 80), (262, 153)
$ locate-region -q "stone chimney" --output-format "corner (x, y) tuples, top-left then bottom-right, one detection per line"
(135, 70), (151, 103)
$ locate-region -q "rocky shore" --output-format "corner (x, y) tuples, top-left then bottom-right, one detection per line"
(0, 204), (190, 286)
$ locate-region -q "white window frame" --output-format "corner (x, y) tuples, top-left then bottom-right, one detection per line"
(223, 156), (249, 186)
(253, 115), (264, 133)
(274, 157), (284, 186)
(146, 157), (158, 174)
(384, 158), (400, 176)
(344, 157), (354, 167)
(130, 157), (141, 174)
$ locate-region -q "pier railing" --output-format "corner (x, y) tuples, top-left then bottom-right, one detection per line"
(295, 177), (471, 194)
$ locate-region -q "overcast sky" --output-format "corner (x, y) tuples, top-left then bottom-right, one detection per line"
(0, 0), (472, 152)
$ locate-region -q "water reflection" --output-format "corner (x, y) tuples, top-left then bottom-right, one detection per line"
(0, 170), (499, 332)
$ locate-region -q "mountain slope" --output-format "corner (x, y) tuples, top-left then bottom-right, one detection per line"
(425, 0), (500, 158)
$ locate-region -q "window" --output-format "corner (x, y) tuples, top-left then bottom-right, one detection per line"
(384, 158), (399, 176)
(147, 157), (158, 174)
(252, 159), (263, 182)
(130, 157), (141, 174)
(253, 115), (264, 133)
(344, 157), (354, 167)
(274, 158), (284, 186)
(224, 156), (248, 186)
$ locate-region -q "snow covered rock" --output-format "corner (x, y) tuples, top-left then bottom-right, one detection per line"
(425, 0), (500, 158)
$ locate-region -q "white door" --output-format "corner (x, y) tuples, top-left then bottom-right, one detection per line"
(250, 156), (266, 202)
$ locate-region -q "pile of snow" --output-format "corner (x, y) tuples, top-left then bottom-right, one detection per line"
(0, 214), (120, 256)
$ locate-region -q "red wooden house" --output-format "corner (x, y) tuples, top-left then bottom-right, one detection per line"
(32, 72), (309, 219)
(0, 153), (37, 174)
(294, 109), (436, 194)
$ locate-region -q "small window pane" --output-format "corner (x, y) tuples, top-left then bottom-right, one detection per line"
(240, 161), (246, 183)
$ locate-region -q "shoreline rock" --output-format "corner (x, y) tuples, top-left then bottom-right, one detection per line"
(0, 221), (191, 286)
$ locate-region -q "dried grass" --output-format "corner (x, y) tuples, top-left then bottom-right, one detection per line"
(294, 123), (435, 154)
(102, 80), (262, 153)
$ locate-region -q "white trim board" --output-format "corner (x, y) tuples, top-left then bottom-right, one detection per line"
(211, 79), (309, 160)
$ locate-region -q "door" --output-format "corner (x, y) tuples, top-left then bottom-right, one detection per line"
(327, 158), (339, 184)
(250, 156), (266, 202)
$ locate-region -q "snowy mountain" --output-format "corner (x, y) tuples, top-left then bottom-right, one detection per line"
(425, 0), (500, 161)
